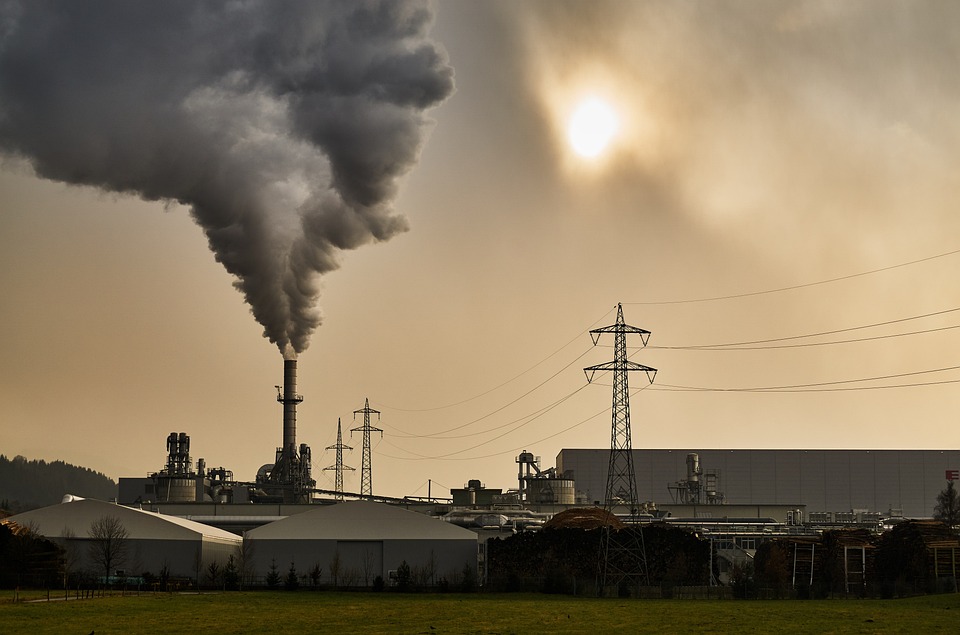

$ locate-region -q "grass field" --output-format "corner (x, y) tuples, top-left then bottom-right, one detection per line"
(2, 591), (959, 634)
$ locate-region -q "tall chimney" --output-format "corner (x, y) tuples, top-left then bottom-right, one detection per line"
(281, 359), (300, 454)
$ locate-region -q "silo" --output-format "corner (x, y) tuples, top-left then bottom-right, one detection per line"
(155, 476), (198, 502)
(527, 475), (576, 505)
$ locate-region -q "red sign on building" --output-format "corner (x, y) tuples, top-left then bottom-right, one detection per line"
(946, 470), (959, 481)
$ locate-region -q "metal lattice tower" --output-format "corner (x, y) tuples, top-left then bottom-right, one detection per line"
(324, 418), (354, 501)
(584, 303), (657, 594)
(351, 398), (382, 498)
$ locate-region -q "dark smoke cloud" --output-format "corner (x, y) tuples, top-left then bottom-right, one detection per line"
(0, 0), (453, 355)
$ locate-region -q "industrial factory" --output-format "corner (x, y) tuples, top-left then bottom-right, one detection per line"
(12, 354), (960, 589)
(116, 356), (960, 526)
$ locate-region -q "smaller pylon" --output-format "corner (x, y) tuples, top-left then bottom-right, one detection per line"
(324, 418), (354, 501)
(351, 398), (383, 498)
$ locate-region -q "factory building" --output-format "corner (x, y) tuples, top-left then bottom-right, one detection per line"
(245, 501), (478, 585)
(120, 358), (316, 505)
(7, 496), (241, 579)
(557, 449), (960, 519)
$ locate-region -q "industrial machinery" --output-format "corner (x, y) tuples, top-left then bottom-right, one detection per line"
(516, 451), (576, 505)
(667, 453), (725, 505)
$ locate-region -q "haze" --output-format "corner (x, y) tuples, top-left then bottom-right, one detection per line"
(2, 1), (959, 500)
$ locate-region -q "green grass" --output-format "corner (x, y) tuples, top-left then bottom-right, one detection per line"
(2, 591), (959, 634)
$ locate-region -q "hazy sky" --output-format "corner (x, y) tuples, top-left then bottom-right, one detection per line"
(2, 1), (960, 500)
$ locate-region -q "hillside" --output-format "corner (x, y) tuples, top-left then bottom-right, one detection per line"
(0, 454), (117, 513)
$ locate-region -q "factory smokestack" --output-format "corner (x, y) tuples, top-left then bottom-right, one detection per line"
(263, 356), (311, 503)
(281, 358), (301, 455)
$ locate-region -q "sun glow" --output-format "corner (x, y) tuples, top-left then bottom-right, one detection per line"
(567, 97), (620, 158)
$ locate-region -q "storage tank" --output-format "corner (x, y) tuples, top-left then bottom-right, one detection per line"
(154, 476), (198, 502)
(526, 475), (576, 505)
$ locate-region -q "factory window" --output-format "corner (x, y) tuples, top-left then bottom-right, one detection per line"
(738, 538), (756, 551)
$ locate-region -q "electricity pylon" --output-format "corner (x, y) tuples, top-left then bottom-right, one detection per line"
(351, 398), (382, 498)
(584, 303), (657, 595)
(324, 418), (354, 501)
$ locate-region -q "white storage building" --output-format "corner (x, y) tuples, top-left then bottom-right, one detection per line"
(245, 501), (478, 586)
(8, 496), (241, 578)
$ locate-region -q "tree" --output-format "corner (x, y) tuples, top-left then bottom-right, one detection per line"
(266, 558), (281, 589)
(459, 562), (477, 593)
(284, 561), (299, 591)
(61, 526), (81, 593)
(329, 549), (342, 588)
(192, 547), (204, 591)
(206, 560), (222, 589)
(309, 562), (322, 589)
(88, 516), (128, 580)
(361, 547), (375, 587)
(235, 540), (255, 591)
(394, 560), (411, 592)
(934, 481), (960, 528)
(223, 555), (240, 590)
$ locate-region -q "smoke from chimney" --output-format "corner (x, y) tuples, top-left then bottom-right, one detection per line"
(0, 1), (454, 356)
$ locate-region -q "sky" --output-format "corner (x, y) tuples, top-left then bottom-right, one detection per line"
(2, 1), (960, 501)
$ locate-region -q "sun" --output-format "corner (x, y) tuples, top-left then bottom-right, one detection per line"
(567, 97), (620, 159)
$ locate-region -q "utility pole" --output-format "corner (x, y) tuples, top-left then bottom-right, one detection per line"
(324, 418), (354, 501)
(584, 303), (657, 595)
(351, 398), (382, 498)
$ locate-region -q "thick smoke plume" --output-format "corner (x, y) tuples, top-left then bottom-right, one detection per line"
(0, 1), (453, 356)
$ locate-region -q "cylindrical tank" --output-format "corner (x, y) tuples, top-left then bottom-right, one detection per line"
(526, 476), (576, 505)
(686, 453), (701, 483)
(155, 476), (197, 502)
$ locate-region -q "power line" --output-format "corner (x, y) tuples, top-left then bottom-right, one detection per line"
(378, 382), (651, 464)
(650, 306), (960, 350)
(653, 323), (960, 351)
(383, 346), (595, 438)
(625, 247), (960, 305)
(375, 308), (615, 413)
(381, 383), (591, 460)
(390, 380), (588, 440)
(655, 363), (960, 393)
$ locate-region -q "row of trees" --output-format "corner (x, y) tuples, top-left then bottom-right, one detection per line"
(258, 553), (476, 592)
(0, 455), (117, 512)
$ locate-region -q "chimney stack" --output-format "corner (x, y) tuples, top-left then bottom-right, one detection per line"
(281, 359), (300, 453)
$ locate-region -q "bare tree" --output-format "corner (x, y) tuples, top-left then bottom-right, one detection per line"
(235, 540), (255, 590)
(328, 549), (342, 588)
(88, 516), (128, 581)
(60, 526), (83, 597)
(361, 548), (374, 587)
(192, 547), (204, 591)
(935, 480), (960, 527)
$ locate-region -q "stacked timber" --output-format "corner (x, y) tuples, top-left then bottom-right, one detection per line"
(874, 519), (960, 595)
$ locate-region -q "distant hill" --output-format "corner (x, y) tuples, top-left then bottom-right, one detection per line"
(0, 454), (117, 513)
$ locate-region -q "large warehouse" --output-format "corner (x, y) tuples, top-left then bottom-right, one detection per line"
(556, 449), (960, 518)
(8, 496), (241, 579)
(245, 501), (478, 586)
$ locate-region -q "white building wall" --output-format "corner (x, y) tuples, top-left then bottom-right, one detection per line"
(248, 537), (476, 586)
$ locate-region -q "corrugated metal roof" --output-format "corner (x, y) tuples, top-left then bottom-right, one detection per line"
(7, 497), (241, 543)
(246, 500), (478, 541)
